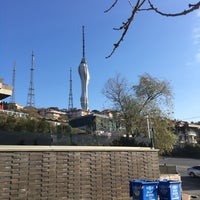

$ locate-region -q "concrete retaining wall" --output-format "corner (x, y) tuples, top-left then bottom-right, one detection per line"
(160, 164), (181, 181)
(0, 146), (159, 200)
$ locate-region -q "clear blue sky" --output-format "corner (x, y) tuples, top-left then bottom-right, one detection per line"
(1, 0), (200, 122)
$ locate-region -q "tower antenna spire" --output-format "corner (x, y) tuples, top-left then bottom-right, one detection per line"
(68, 67), (73, 110)
(82, 25), (85, 58)
(27, 51), (35, 107)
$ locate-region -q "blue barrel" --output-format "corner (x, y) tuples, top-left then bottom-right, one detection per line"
(158, 180), (181, 200)
(129, 179), (159, 200)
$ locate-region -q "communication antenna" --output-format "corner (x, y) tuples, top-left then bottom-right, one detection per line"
(68, 67), (73, 110)
(27, 51), (35, 107)
(10, 61), (16, 104)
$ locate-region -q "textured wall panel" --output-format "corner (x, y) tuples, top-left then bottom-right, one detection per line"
(0, 146), (159, 200)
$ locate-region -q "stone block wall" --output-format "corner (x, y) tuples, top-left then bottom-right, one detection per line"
(0, 146), (159, 200)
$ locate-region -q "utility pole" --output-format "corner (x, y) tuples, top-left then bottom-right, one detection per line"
(68, 67), (73, 110)
(146, 115), (154, 148)
(146, 115), (151, 139)
(27, 51), (35, 107)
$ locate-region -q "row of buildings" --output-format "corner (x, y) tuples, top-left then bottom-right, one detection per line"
(0, 101), (199, 147)
(0, 75), (199, 146)
(0, 80), (120, 136)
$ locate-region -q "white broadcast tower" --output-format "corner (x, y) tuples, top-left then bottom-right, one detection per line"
(78, 26), (90, 110)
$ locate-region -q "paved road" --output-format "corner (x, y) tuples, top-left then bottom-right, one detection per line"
(160, 157), (200, 199)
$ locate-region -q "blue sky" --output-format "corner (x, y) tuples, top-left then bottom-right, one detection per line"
(1, 0), (200, 122)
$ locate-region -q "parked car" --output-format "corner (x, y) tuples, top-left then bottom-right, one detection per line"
(187, 166), (200, 177)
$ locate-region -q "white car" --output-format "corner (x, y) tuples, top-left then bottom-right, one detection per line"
(187, 166), (200, 178)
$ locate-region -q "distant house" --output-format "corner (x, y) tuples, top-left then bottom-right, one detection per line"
(101, 109), (114, 119)
(38, 108), (67, 121)
(8, 103), (24, 110)
(175, 121), (198, 147)
(67, 109), (91, 119)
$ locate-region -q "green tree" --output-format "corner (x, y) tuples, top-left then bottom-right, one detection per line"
(102, 74), (138, 133)
(151, 117), (176, 154)
(103, 73), (176, 153)
(26, 118), (37, 133)
(0, 114), (7, 130)
(4, 115), (17, 131)
(56, 124), (72, 134)
(14, 118), (27, 132)
(37, 118), (50, 133)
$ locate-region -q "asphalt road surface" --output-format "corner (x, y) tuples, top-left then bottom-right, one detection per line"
(160, 157), (200, 199)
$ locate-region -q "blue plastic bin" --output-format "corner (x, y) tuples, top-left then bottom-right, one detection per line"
(129, 179), (159, 200)
(158, 180), (181, 200)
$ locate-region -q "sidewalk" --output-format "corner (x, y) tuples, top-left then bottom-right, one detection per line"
(182, 193), (191, 200)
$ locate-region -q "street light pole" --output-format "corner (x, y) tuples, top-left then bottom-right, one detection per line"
(146, 115), (155, 149)
(146, 115), (151, 139)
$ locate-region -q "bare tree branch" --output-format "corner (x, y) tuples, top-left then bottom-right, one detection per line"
(106, 0), (142, 58)
(104, 0), (118, 13)
(128, 0), (134, 8)
(105, 0), (200, 58)
(148, 0), (200, 17)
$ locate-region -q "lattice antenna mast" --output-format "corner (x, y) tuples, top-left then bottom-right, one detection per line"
(10, 61), (16, 104)
(27, 51), (35, 107)
(68, 67), (73, 110)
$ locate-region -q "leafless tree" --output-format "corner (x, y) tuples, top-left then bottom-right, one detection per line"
(105, 0), (200, 58)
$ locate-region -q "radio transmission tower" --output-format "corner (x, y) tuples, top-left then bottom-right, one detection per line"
(27, 51), (35, 107)
(10, 61), (16, 104)
(68, 67), (73, 110)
